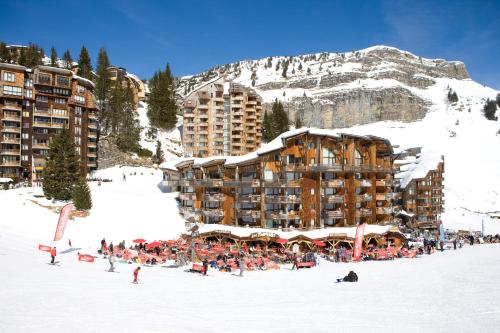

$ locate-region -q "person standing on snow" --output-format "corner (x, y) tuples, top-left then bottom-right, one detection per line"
(101, 238), (106, 253)
(202, 258), (209, 276)
(109, 242), (114, 254)
(108, 254), (116, 272)
(50, 247), (57, 264)
(238, 256), (245, 277)
(133, 266), (141, 283)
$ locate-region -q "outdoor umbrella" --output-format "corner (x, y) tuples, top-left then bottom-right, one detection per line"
(275, 238), (288, 244)
(133, 239), (146, 243)
(147, 241), (162, 249)
(313, 240), (326, 247)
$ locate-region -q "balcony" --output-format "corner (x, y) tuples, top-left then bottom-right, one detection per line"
(355, 194), (372, 202)
(88, 112), (97, 119)
(355, 179), (372, 187)
(1, 126), (21, 133)
(87, 161), (97, 168)
(197, 91), (210, 100)
(322, 195), (345, 204)
(376, 193), (392, 201)
(323, 179), (344, 187)
(238, 210), (261, 218)
(1, 137), (20, 144)
(87, 152), (97, 158)
(88, 122), (98, 129)
(2, 114), (21, 121)
(376, 179), (393, 187)
(162, 180), (179, 187)
(376, 207), (393, 215)
(239, 194), (261, 203)
(203, 208), (224, 218)
(323, 210), (344, 218)
(180, 193), (197, 201)
(194, 179), (224, 187)
(88, 132), (98, 138)
(224, 179), (260, 187)
(356, 208), (372, 217)
(0, 160), (21, 166)
(178, 179), (194, 187)
(266, 211), (300, 220)
(51, 122), (67, 129)
(0, 149), (21, 155)
(34, 108), (51, 116)
(246, 100), (257, 106)
(204, 193), (226, 202)
(88, 142), (97, 148)
(265, 195), (301, 204)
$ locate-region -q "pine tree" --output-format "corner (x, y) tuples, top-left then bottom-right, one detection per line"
(22, 43), (43, 67)
(271, 99), (289, 138)
(262, 109), (272, 142)
(307, 67), (311, 74)
(43, 128), (82, 200)
(447, 89), (458, 103)
(50, 46), (58, 67)
(95, 48), (112, 130)
(298, 62), (303, 70)
(295, 116), (302, 129)
(0, 42), (10, 62)
(154, 140), (165, 164)
(78, 46), (93, 79)
(281, 61), (288, 78)
(148, 63), (177, 130)
(72, 178), (92, 210)
(18, 48), (27, 66)
(62, 50), (72, 69)
(115, 82), (141, 152)
(483, 99), (498, 121)
(496, 93), (500, 108)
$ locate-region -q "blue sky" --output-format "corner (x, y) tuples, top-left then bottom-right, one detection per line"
(1, 0), (499, 89)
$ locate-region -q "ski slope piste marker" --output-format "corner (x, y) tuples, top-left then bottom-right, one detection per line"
(53, 203), (75, 241)
(352, 223), (366, 262)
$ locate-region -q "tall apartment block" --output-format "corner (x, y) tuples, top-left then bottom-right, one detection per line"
(394, 150), (445, 231)
(0, 63), (98, 180)
(182, 78), (262, 157)
(164, 128), (397, 229)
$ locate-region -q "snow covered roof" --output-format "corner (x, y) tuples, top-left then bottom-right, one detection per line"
(73, 74), (95, 88)
(395, 151), (444, 188)
(36, 65), (72, 75)
(196, 223), (400, 240)
(159, 161), (179, 172)
(0, 177), (14, 184)
(175, 127), (393, 169)
(0, 63), (27, 71)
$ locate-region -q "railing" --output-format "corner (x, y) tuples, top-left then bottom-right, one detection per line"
(204, 193), (226, 201)
(0, 160), (21, 166)
(0, 149), (21, 155)
(87, 152), (97, 158)
(266, 211), (301, 220)
(194, 179), (224, 187)
(355, 194), (372, 202)
(203, 209), (224, 217)
(376, 193), (393, 201)
(322, 179), (344, 187)
(179, 193), (196, 201)
(323, 210), (344, 218)
(265, 195), (301, 204)
(1, 137), (20, 144)
(322, 195), (344, 204)
(162, 180), (179, 187)
(355, 179), (372, 187)
(376, 179), (393, 187)
(2, 114), (21, 121)
(356, 208), (373, 217)
(1, 126), (21, 132)
(178, 179), (194, 187)
(239, 194), (261, 203)
(376, 207), (393, 215)
(238, 210), (261, 218)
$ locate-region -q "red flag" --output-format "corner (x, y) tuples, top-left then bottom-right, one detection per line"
(54, 203), (76, 241)
(78, 254), (95, 263)
(38, 244), (52, 252)
(352, 223), (366, 262)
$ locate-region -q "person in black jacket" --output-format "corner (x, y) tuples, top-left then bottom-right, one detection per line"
(338, 270), (358, 282)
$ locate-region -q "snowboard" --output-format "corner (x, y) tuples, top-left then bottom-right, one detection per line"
(48, 261), (60, 265)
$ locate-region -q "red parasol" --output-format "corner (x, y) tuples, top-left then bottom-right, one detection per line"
(147, 241), (162, 249)
(275, 238), (288, 244)
(313, 240), (326, 247)
(133, 239), (146, 243)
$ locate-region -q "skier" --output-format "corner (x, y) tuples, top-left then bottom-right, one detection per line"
(100, 238), (106, 253)
(109, 242), (114, 254)
(238, 256), (245, 277)
(202, 258), (209, 276)
(50, 246), (57, 264)
(453, 238), (457, 250)
(68, 239), (72, 248)
(108, 254), (116, 272)
(132, 266), (141, 283)
(123, 173), (126, 182)
(291, 253), (298, 270)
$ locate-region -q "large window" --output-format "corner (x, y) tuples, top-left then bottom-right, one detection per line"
(56, 76), (70, 87)
(355, 149), (362, 166)
(2, 85), (22, 96)
(322, 147), (335, 165)
(3, 71), (16, 82)
(54, 88), (70, 95)
(74, 95), (85, 104)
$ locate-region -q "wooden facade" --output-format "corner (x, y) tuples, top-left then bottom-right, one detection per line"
(167, 129), (397, 230)
(0, 64), (98, 180)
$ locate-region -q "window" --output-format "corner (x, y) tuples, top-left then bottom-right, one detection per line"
(54, 98), (66, 104)
(74, 95), (85, 104)
(22, 155), (29, 161)
(77, 85), (85, 94)
(25, 78), (33, 88)
(3, 71), (16, 82)
(22, 133), (29, 139)
(24, 89), (33, 98)
(56, 76), (70, 87)
(355, 149), (362, 166)
(23, 122), (30, 129)
(54, 88), (70, 95)
(74, 106), (82, 116)
(36, 95), (48, 102)
(52, 108), (68, 117)
(322, 147), (335, 165)
(38, 73), (51, 84)
(22, 144), (28, 150)
(2, 85), (22, 96)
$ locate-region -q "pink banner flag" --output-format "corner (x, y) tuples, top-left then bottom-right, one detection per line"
(38, 244), (52, 252)
(352, 223), (367, 262)
(53, 203), (75, 241)
(78, 254), (95, 263)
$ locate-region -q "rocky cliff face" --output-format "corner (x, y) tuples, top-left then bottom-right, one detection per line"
(178, 46), (470, 128)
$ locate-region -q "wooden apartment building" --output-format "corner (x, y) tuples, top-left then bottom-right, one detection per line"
(183, 77), (262, 157)
(0, 64), (98, 180)
(164, 128), (397, 229)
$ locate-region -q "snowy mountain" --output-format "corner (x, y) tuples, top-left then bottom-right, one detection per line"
(178, 46), (500, 233)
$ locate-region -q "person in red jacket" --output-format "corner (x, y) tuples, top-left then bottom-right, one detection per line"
(132, 266), (141, 284)
(50, 247), (57, 264)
